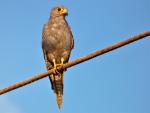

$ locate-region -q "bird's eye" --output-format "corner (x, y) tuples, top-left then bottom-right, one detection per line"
(57, 8), (61, 12)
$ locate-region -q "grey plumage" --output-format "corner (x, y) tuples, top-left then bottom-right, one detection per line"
(42, 6), (74, 108)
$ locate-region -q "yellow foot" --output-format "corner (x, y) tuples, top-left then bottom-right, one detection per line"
(52, 58), (65, 75)
(52, 59), (59, 74)
(58, 58), (64, 69)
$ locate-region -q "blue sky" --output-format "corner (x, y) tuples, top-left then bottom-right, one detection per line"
(0, 0), (149, 113)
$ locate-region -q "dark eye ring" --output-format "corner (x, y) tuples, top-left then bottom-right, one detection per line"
(57, 8), (61, 11)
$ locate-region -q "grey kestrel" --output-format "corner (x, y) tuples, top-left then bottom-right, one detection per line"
(42, 6), (74, 108)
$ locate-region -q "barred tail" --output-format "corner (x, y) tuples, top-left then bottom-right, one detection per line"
(56, 92), (63, 109)
(52, 72), (64, 109)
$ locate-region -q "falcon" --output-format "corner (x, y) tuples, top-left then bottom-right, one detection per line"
(42, 6), (74, 108)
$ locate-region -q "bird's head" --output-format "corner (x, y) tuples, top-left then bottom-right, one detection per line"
(50, 6), (68, 18)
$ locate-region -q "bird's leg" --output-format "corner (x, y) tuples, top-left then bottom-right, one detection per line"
(52, 59), (57, 70)
(53, 58), (64, 69)
(58, 58), (64, 72)
(61, 58), (64, 67)
(52, 59), (59, 74)
(52, 58), (64, 78)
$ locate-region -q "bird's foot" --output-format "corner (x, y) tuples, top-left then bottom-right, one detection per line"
(52, 59), (60, 74)
(58, 58), (64, 68)
(52, 58), (64, 74)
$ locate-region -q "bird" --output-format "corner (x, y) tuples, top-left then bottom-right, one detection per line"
(42, 6), (74, 109)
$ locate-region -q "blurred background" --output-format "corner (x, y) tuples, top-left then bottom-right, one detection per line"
(0, 0), (149, 113)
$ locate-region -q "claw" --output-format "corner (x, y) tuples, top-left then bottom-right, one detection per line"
(52, 59), (59, 74)
(52, 58), (64, 75)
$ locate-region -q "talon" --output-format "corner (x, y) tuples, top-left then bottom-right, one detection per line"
(52, 58), (64, 74)
(52, 68), (58, 74)
(52, 59), (59, 74)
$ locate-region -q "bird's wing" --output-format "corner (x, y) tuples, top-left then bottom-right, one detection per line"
(42, 24), (55, 90)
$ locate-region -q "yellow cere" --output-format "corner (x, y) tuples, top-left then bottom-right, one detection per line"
(59, 8), (68, 14)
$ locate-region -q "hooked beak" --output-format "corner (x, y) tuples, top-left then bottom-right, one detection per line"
(61, 8), (68, 15)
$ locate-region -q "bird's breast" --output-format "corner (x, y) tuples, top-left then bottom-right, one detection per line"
(45, 27), (70, 51)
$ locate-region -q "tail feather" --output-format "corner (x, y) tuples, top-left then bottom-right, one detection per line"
(56, 92), (63, 109)
(50, 72), (64, 109)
